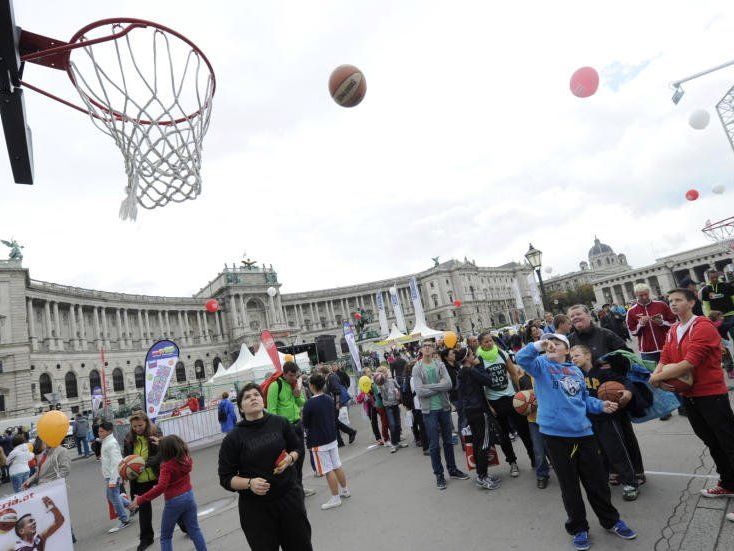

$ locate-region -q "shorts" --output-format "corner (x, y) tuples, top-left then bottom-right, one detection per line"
(311, 442), (342, 476)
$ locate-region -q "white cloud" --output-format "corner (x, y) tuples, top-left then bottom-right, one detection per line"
(2, 0), (734, 297)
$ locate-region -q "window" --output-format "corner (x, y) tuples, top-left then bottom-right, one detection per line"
(89, 370), (101, 394)
(176, 361), (187, 383)
(112, 368), (124, 392)
(432, 294), (439, 308)
(430, 281), (434, 288)
(195, 360), (205, 380)
(213, 357), (222, 374)
(39, 373), (52, 401)
(65, 372), (78, 398)
(134, 366), (145, 389)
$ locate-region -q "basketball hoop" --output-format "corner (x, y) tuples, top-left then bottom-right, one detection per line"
(702, 216), (734, 253)
(17, 18), (215, 220)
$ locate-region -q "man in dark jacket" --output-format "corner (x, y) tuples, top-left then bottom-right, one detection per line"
(568, 305), (631, 362)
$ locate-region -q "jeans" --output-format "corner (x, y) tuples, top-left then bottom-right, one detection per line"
(105, 479), (130, 523)
(75, 436), (90, 456)
(10, 472), (29, 493)
(160, 491), (207, 551)
(528, 422), (550, 479)
(423, 409), (457, 476)
(384, 405), (402, 446)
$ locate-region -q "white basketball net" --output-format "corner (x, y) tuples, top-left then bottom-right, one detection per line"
(67, 23), (214, 220)
(702, 217), (734, 253)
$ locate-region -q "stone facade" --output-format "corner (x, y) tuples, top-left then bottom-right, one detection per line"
(545, 237), (632, 294)
(0, 258), (542, 417)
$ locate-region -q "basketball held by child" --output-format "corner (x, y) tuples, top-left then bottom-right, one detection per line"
(329, 64), (367, 107)
(512, 389), (536, 416)
(659, 365), (694, 393)
(0, 508), (17, 533)
(597, 381), (626, 403)
(119, 454), (146, 481)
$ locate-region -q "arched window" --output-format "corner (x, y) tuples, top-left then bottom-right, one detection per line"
(134, 366), (145, 389)
(195, 360), (205, 380)
(176, 361), (187, 383)
(65, 372), (78, 398)
(89, 370), (101, 394)
(112, 368), (124, 392)
(39, 373), (52, 402)
(213, 357), (221, 374)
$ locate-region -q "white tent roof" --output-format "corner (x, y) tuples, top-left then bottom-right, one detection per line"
(209, 343), (254, 382)
(409, 320), (444, 339)
(386, 323), (406, 341)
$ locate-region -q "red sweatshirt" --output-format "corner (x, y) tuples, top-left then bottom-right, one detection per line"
(136, 456), (193, 504)
(626, 300), (677, 353)
(660, 315), (728, 398)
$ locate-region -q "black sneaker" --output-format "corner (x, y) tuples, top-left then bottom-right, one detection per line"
(137, 542), (154, 551)
(537, 477), (549, 489)
(348, 431), (357, 444)
(677, 407), (688, 417)
(449, 469), (469, 480)
(660, 413), (672, 421)
(436, 474), (447, 490)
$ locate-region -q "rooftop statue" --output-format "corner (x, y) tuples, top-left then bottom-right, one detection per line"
(1, 238), (23, 261)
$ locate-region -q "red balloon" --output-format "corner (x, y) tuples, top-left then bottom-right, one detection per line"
(453, 300), (462, 308)
(354, 313), (362, 320)
(685, 189), (699, 201)
(570, 67), (599, 98)
(205, 299), (219, 313)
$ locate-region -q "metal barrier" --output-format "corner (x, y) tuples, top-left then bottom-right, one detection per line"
(157, 407), (226, 445)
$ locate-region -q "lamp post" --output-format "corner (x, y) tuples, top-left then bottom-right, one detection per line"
(525, 243), (549, 312)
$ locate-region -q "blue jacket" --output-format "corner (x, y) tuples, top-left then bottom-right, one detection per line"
(219, 399), (238, 433)
(515, 343), (604, 438)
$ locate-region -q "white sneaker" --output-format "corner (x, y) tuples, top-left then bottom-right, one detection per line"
(390, 445), (398, 454)
(398, 442), (409, 448)
(303, 487), (317, 497)
(339, 488), (351, 498)
(108, 520), (131, 533)
(321, 496), (342, 510)
(727, 512), (734, 522)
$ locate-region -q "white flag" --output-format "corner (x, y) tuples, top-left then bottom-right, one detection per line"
(388, 286), (407, 333)
(526, 273), (542, 306)
(409, 277), (427, 327)
(512, 279), (524, 310)
(343, 321), (362, 373)
(376, 291), (389, 337)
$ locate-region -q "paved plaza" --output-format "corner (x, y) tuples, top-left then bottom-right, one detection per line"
(21, 394), (731, 551)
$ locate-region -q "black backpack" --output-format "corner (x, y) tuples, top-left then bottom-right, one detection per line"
(218, 401), (228, 423)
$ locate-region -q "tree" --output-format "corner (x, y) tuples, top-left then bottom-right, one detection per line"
(549, 284), (596, 312)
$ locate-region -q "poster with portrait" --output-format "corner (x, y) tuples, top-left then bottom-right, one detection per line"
(0, 479), (73, 551)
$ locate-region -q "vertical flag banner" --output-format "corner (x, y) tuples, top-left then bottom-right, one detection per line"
(0, 479), (74, 550)
(342, 321), (362, 373)
(526, 273), (542, 305)
(144, 339), (180, 420)
(409, 277), (427, 327)
(388, 286), (407, 333)
(512, 279), (524, 310)
(261, 330), (282, 373)
(376, 291), (389, 337)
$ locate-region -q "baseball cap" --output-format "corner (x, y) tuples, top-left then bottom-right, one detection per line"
(540, 332), (570, 348)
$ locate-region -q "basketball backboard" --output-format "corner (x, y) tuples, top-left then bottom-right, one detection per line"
(0, 0), (33, 185)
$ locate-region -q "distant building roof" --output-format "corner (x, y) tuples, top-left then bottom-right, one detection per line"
(589, 237), (614, 258)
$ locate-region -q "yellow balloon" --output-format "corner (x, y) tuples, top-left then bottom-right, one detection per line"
(358, 375), (373, 394)
(444, 331), (458, 349)
(284, 354), (295, 363)
(27, 443), (34, 452)
(36, 410), (69, 447)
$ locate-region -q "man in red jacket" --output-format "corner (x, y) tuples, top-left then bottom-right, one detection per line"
(651, 288), (734, 498)
(626, 283), (677, 364)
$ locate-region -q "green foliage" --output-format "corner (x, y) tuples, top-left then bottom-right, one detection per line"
(549, 284), (595, 312)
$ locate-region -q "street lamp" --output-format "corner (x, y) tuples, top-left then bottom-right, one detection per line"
(525, 243), (549, 312)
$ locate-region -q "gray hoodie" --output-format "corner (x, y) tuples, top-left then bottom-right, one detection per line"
(377, 377), (401, 407)
(412, 359), (452, 414)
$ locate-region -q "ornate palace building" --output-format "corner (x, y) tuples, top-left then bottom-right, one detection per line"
(0, 256), (542, 417)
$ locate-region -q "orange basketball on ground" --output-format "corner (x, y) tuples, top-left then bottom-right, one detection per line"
(597, 381), (626, 403)
(119, 454), (146, 481)
(0, 508), (17, 533)
(329, 64), (367, 107)
(512, 390), (537, 416)
(660, 365), (694, 393)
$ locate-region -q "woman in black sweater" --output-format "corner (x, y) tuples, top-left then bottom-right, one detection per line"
(218, 382), (312, 551)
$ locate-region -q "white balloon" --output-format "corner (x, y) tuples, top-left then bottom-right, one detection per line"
(689, 109), (710, 130)
(712, 184), (726, 195)
(544, 267), (553, 274)
(266, 286), (277, 297)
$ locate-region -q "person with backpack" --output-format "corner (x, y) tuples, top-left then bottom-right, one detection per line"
(265, 361), (315, 497)
(218, 392), (238, 433)
(128, 435), (207, 551)
(375, 367), (407, 453)
(475, 331), (534, 478)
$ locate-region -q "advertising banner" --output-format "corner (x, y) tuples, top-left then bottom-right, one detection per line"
(260, 330), (282, 373)
(342, 321), (362, 373)
(144, 339), (180, 420)
(408, 277), (426, 327)
(0, 479), (73, 550)
(375, 291), (389, 337)
(512, 279), (524, 310)
(388, 286), (407, 333)
(526, 273), (543, 306)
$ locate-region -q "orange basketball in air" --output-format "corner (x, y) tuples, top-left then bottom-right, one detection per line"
(329, 65), (367, 107)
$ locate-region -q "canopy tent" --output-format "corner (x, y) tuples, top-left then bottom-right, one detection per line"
(409, 320), (445, 340)
(376, 323), (412, 346)
(209, 343), (254, 382)
(235, 345), (311, 383)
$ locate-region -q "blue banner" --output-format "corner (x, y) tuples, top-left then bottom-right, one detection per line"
(342, 321), (362, 373)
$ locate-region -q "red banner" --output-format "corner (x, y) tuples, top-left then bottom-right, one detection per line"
(260, 330), (282, 374)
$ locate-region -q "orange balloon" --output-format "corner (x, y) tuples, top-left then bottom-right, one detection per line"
(36, 410), (69, 447)
(284, 354), (295, 363)
(444, 331), (458, 349)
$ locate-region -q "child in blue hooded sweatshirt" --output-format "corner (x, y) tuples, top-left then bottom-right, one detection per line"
(516, 333), (638, 551)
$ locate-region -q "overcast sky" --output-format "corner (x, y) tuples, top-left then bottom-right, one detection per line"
(2, 1), (734, 297)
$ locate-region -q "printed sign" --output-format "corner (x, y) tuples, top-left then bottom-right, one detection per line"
(144, 340), (180, 420)
(343, 321), (362, 373)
